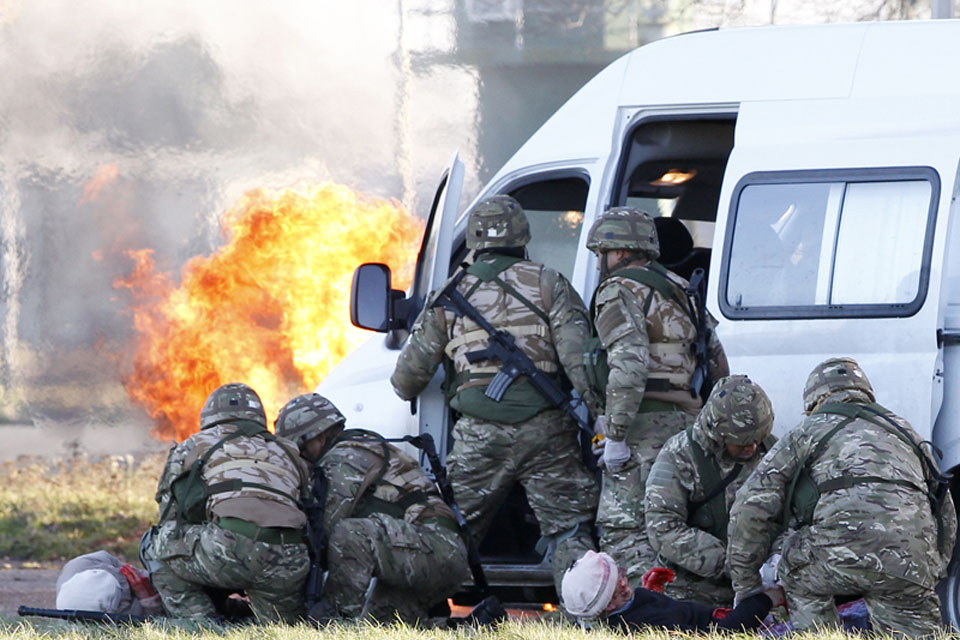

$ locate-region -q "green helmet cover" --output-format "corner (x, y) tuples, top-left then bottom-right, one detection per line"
(585, 207), (660, 260)
(275, 393), (346, 449)
(199, 383), (266, 429)
(803, 357), (875, 413)
(703, 375), (774, 446)
(466, 195), (531, 250)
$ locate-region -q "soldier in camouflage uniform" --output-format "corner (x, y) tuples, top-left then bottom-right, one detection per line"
(151, 383), (310, 623)
(390, 195), (599, 596)
(645, 375), (775, 606)
(585, 207), (728, 584)
(275, 393), (470, 623)
(727, 358), (957, 636)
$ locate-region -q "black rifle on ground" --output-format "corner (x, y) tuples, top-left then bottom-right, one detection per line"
(18, 606), (153, 624)
(685, 267), (712, 400)
(303, 468), (332, 620)
(435, 272), (593, 438)
(389, 433), (489, 594)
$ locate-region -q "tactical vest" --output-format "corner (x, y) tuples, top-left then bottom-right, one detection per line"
(441, 254), (560, 423)
(584, 263), (697, 409)
(685, 427), (775, 543)
(335, 430), (454, 524)
(784, 402), (951, 553)
(165, 420), (305, 525)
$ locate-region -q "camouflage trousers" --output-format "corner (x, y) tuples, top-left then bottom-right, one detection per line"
(598, 408), (694, 586)
(779, 530), (944, 636)
(446, 409), (599, 594)
(151, 520), (309, 623)
(325, 513), (469, 623)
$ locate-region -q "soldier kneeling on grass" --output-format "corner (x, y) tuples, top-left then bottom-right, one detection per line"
(275, 393), (471, 625)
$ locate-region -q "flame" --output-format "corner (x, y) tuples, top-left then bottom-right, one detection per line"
(81, 163), (119, 203)
(114, 182), (423, 441)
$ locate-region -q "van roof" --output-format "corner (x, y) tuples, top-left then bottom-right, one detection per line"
(496, 20), (960, 180)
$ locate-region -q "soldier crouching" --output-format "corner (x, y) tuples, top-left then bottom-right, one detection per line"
(150, 383), (311, 623)
(645, 375), (776, 606)
(275, 393), (470, 624)
(727, 358), (957, 637)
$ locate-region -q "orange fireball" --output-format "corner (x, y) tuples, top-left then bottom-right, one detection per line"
(115, 183), (423, 441)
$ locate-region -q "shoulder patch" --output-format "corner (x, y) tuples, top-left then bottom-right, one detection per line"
(648, 458), (678, 489)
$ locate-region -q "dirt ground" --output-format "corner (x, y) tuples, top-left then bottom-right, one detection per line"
(0, 563), (60, 616)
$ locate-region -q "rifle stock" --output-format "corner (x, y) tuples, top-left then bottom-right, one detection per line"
(685, 268), (712, 400)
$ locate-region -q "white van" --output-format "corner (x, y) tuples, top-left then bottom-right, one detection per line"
(321, 20), (960, 619)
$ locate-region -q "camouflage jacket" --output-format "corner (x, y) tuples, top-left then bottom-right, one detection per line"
(645, 415), (773, 580)
(317, 431), (454, 532)
(390, 254), (592, 411)
(593, 263), (726, 441)
(155, 421), (310, 528)
(727, 389), (957, 593)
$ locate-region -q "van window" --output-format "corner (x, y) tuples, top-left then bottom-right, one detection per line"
(721, 168), (939, 319)
(509, 175), (589, 282)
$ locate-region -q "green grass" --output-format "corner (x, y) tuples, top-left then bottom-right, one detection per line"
(0, 454), (165, 562)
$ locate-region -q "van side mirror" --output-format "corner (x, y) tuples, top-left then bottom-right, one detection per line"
(350, 263), (407, 332)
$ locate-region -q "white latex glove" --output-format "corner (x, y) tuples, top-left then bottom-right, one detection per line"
(760, 553), (781, 590)
(602, 438), (631, 473)
(594, 414), (608, 437)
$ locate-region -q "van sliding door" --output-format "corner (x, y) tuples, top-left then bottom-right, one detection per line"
(715, 113), (951, 444)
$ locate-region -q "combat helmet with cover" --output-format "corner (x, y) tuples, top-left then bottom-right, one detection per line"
(703, 374), (774, 446)
(275, 393), (346, 449)
(465, 195), (530, 250)
(802, 357), (875, 413)
(585, 207), (660, 260)
(199, 382), (266, 429)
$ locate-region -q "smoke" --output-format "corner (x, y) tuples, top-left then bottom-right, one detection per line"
(0, 0), (479, 438)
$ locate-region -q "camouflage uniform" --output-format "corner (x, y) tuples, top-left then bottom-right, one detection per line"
(586, 208), (728, 584)
(727, 358), (957, 637)
(317, 432), (469, 622)
(275, 394), (470, 623)
(151, 384), (310, 623)
(390, 196), (599, 596)
(645, 376), (775, 606)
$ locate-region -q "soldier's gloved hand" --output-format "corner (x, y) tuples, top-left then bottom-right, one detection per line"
(602, 438), (631, 473)
(594, 414), (607, 437)
(760, 553), (781, 590)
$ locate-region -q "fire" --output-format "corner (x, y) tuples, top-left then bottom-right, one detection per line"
(81, 163), (119, 204)
(114, 183), (424, 441)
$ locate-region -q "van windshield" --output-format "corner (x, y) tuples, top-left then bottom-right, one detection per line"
(721, 169), (938, 318)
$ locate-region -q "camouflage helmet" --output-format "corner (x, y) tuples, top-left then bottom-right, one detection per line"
(585, 207), (660, 260)
(275, 393), (346, 449)
(702, 375), (774, 446)
(466, 195), (531, 250)
(803, 357), (875, 413)
(199, 383), (266, 430)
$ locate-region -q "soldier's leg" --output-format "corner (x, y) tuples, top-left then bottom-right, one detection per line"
(862, 577), (943, 637)
(326, 515), (463, 622)
(150, 522), (217, 618)
(446, 416), (519, 542)
(245, 541), (310, 624)
(598, 410), (692, 584)
(663, 569), (734, 608)
(513, 411), (600, 593)
(777, 531), (849, 631)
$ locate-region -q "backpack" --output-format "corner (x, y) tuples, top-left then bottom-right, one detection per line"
(164, 420), (303, 525)
(583, 263), (696, 408)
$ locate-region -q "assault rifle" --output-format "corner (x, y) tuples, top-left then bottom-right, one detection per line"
(389, 433), (488, 594)
(435, 272), (593, 438)
(303, 468), (332, 620)
(18, 606), (153, 624)
(685, 267), (712, 400)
